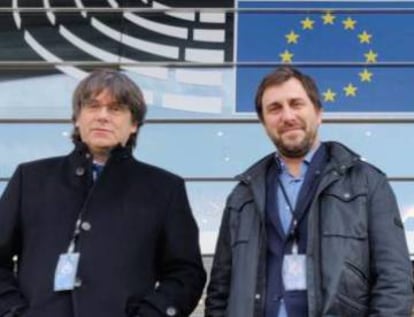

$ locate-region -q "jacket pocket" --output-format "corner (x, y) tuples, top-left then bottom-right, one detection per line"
(344, 261), (369, 286)
(336, 292), (368, 317)
(334, 260), (370, 315)
(228, 198), (255, 247)
(321, 186), (368, 239)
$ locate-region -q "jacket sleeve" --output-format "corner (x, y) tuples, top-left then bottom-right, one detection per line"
(367, 175), (414, 315)
(205, 197), (232, 317)
(135, 179), (206, 317)
(0, 166), (28, 316)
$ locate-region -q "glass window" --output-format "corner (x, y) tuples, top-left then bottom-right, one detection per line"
(392, 182), (414, 257)
(186, 181), (236, 254)
(0, 182), (6, 194)
(0, 124), (73, 177)
(0, 122), (413, 179)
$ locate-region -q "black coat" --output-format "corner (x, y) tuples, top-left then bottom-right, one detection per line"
(0, 144), (206, 317)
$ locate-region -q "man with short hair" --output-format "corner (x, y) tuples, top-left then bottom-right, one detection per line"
(205, 66), (413, 317)
(0, 69), (206, 317)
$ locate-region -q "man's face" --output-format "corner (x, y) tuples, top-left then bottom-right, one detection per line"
(261, 78), (322, 158)
(75, 89), (137, 157)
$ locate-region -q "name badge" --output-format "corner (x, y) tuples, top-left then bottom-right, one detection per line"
(282, 253), (307, 291)
(54, 253), (80, 291)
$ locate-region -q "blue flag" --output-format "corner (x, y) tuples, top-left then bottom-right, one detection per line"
(236, 1), (414, 114)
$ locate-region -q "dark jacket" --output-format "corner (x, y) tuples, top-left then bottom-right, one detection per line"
(0, 144), (206, 317)
(205, 141), (413, 317)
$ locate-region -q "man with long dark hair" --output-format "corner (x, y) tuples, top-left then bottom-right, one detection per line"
(0, 69), (206, 317)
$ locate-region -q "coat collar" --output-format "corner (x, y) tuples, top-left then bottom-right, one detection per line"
(235, 154), (274, 219)
(236, 141), (361, 184)
(234, 141), (361, 218)
(236, 154), (274, 185)
(323, 141), (361, 175)
(66, 141), (132, 185)
(72, 141), (132, 163)
(236, 141), (361, 180)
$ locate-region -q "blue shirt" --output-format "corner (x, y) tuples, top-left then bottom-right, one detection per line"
(276, 145), (319, 317)
(276, 145), (319, 234)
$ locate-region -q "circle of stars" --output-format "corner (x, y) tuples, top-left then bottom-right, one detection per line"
(279, 11), (377, 105)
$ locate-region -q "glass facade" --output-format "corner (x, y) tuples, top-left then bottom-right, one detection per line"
(0, 121), (413, 255)
(0, 1), (413, 258)
(1, 3), (414, 315)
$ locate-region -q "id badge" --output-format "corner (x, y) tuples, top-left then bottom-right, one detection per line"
(282, 253), (307, 291)
(54, 252), (80, 291)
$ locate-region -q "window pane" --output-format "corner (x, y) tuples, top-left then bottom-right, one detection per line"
(0, 124), (73, 177)
(392, 182), (414, 257)
(0, 122), (413, 179)
(0, 182), (6, 194)
(186, 181), (235, 254)
(140, 122), (414, 178)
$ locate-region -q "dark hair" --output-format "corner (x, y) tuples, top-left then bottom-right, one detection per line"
(71, 68), (147, 148)
(254, 66), (322, 121)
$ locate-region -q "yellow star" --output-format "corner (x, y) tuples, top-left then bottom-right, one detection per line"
(358, 30), (372, 44)
(323, 89), (336, 102)
(279, 50), (293, 63)
(364, 50), (378, 63)
(322, 12), (335, 25)
(359, 68), (373, 82)
(342, 17), (357, 30)
(301, 17), (315, 30)
(344, 83), (358, 96)
(285, 31), (299, 44)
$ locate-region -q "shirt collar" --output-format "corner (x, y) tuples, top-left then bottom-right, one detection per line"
(275, 142), (321, 177)
(303, 142), (320, 164)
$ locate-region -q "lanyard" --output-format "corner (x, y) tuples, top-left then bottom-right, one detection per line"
(67, 219), (82, 253)
(277, 176), (300, 249)
(67, 164), (102, 253)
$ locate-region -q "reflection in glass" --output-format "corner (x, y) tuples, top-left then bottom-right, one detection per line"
(0, 182), (5, 195)
(0, 122), (413, 180)
(186, 181), (235, 254)
(392, 182), (414, 257)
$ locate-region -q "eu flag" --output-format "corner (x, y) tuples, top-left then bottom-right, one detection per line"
(236, 1), (414, 115)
